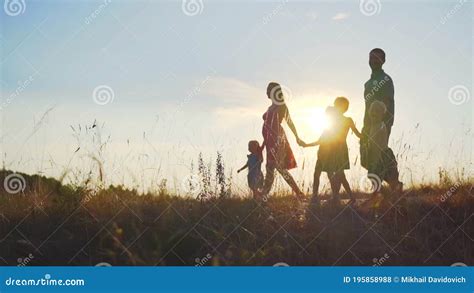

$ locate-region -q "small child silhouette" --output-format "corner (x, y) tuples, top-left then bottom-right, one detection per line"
(238, 140), (264, 199)
(302, 97), (361, 203)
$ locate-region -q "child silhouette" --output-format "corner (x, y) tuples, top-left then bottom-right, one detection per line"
(238, 140), (264, 199)
(302, 97), (361, 203)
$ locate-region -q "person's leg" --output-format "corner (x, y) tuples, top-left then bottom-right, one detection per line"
(251, 188), (259, 200)
(333, 174), (342, 195)
(312, 162), (322, 197)
(261, 165), (276, 196)
(382, 147), (403, 192)
(276, 167), (304, 197)
(338, 171), (351, 194)
(386, 170), (403, 193)
(338, 171), (355, 202)
(328, 171), (340, 200)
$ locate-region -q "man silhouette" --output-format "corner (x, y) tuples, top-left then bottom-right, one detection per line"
(361, 48), (402, 192)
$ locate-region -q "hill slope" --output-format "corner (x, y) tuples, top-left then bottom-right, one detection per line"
(0, 170), (472, 266)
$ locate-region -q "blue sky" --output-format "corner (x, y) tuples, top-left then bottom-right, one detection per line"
(1, 0), (472, 193)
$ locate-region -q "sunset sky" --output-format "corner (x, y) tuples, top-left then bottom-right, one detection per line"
(1, 0), (472, 194)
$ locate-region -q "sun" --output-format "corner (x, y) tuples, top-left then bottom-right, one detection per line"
(304, 107), (330, 136)
(292, 106), (330, 139)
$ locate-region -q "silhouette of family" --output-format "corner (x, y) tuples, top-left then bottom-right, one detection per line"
(238, 48), (403, 203)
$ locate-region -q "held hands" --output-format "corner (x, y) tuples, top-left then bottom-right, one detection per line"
(302, 140), (319, 148)
(296, 137), (308, 147)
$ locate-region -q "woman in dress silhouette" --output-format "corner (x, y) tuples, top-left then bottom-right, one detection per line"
(261, 82), (304, 199)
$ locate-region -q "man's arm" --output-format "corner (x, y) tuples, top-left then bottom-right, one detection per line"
(382, 76), (395, 127)
(362, 80), (372, 134)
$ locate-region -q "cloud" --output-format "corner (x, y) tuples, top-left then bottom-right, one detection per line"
(213, 106), (263, 129)
(204, 77), (350, 132)
(201, 77), (267, 129)
(204, 77), (264, 107)
(332, 12), (349, 21)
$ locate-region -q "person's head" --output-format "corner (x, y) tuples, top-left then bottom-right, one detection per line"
(369, 100), (386, 123)
(266, 82), (284, 104)
(248, 140), (260, 154)
(248, 140), (263, 161)
(333, 96), (349, 114)
(369, 48), (385, 71)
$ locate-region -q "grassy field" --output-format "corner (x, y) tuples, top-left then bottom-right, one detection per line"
(0, 170), (472, 266)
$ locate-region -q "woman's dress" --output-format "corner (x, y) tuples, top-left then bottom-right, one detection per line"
(262, 104), (297, 170)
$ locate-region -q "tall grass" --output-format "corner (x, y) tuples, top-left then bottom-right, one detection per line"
(0, 170), (472, 266)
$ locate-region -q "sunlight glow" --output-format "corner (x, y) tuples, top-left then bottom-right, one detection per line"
(308, 107), (330, 134)
(291, 105), (331, 143)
